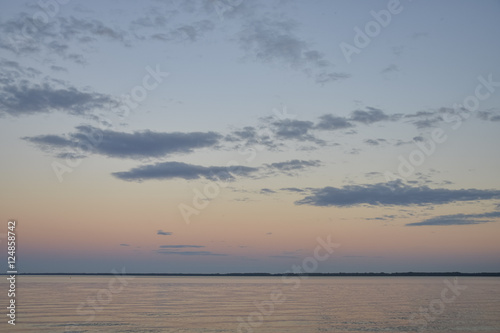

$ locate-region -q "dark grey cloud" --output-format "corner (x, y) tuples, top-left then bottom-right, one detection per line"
(260, 188), (276, 194)
(112, 161), (258, 182)
(349, 107), (392, 124)
(0, 59), (118, 118)
(280, 187), (305, 193)
(364, 138), (386, 146)
(477, 111), (500, 122)
(228, 126), (258, 141)
(366, 214), (396, 221)
(315, 114), (354, 131)
(238, 18), (348, 84)
(270, 118), (322, 143)
(24, 126), (222, 159)
(265, 159), (321, 172)
(157, 230), (172, 236)
(406, 211), (500, 226)
(225, 126), (276, 147)
(295, 181), (500, 207)
(0, 82), (117, 117)
(412, 117), (443, 129)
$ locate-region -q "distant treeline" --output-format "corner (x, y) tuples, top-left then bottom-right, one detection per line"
(5, 272), (500, 277)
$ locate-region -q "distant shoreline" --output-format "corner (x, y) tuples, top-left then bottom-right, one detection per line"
(4, 272), (500, 277)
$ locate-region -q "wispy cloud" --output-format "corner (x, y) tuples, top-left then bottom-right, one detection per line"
(0, 60), (118, 117)
(381, 64), (399, 74)
(238, 17), (349, 84)
(159, 245), (204, 248)
(265, 159), (321, 172)
(157, 250), (227, 256)
(156, 245), (226, 256)
(477, 110), (500, 122)
(157, 230), (172, 236)
(260, 188), (276, 194)
(280, 187), (306, 193)
(406, 211), (500, 226)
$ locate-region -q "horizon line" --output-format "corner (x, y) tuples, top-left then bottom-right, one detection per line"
(5, 272), (500, 276)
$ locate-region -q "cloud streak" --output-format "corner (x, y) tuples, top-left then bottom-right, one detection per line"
(112, 161), (258, 182)
(23, 126), (222, 159)
(406, 211), (500, 226)
(295, 181), (500, 207)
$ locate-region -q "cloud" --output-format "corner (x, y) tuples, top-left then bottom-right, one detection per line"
(0, 82), (117, 117)
(364, 138), (386, 146)
(119, 243), (130, 246)
(260, 188), (276, 194)
(412, 117), (443, 129)
(381, 64), (399, 74)
(157, 250), (227, 256)
(477, 111), (500, 122)
(0, 14), (130, 63)
(270, 118), (322, 143)
(315, 114), (354, 131)
(0, 60), (118, 117)
(280, 187), (305, 193)
(265, 159), (321, 172)
(157, 230), (172, 236)
(238, 17), (348, 84)
(156, 244), (226, 256)
(113, 161), (258, 182)
(58, 16), (128, 43)
(295, 181), (500, 207)
(406, 211), (500, 226)
(24, 126), (222, 159)
(150, 20), (215, 42)
(349, 107), (391, 124)
(159, 245), (204, 248)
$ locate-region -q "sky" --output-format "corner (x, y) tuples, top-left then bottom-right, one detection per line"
(1, 0), (500, 274)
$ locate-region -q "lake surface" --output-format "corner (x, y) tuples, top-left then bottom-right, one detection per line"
(3, 276), (500, 332)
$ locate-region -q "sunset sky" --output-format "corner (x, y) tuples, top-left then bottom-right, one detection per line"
(1, 0), (500, 273)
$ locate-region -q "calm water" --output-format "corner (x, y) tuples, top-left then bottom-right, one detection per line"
(3, 276), (500, 332)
